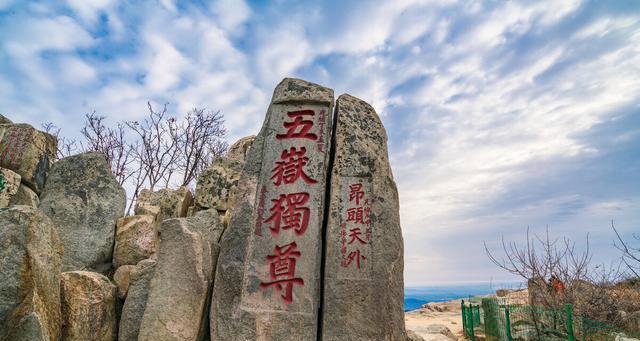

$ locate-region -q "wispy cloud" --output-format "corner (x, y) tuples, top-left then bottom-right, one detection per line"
(1, 0), (638, 285)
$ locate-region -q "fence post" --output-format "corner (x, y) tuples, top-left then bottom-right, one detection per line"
(462, 300), (467, 335)
(505, 305), (513, 341)
(566, 304), (575, 341)
(469, 304), (476, 341)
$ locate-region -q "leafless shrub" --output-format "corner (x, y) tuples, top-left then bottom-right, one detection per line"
(41, 122), (78, 158)
(81, 112), (135, 186)
(43, 102), (227, 215)
(125, 103), (181, 191)
(612, 221), (640, 279)
(176, 107), (227, 187)
(484, 227), (625, 324)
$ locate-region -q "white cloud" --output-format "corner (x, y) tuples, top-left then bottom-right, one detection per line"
(66, 0), (113, 24)
(142, 34), (189, 93)
(58, 57), (98, 85)
(3, 16), (94, 56)
(255, 22), (314, 85)
(210, 0), (251, 33)
(1, 0), (639, 286)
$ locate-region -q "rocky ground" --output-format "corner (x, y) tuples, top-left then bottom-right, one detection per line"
(404, 289), (528, 341)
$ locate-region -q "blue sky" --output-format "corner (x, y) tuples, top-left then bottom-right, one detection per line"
(1, 0), (639, 285)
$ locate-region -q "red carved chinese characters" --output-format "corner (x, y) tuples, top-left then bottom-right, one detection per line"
(264, 192), (310, 236)
(345, 249), (366, 269)
(348, 227), (367, 245)
(258, 107), (322, 305)
(271, 147), (318, 186)
(259, 242), (304, 304)
(349, 184), (364, 205)
(275, 110), (318, 141)
(341, 181), (372, 271)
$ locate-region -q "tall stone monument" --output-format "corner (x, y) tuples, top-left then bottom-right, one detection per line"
(321, 94), (406, 340)
(210, 78), (333, 340)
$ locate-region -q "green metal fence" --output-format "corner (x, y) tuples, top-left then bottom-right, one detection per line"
(462, 298), (634, 341)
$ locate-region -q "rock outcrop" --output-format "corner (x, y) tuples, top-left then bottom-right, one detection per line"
(407, 330), (427, 341)
(135, 186), (193, 222)
(9, 183), (39, 207)
(0, 206), (63, 341)
(0, 114), (12, 124)
(0, 123), (56, 194)
(138, 210), (223, 341)
(60, 271), (117, 341)
(118, 259), (156, 341)
(0, 167), (21, 207)
(226, 135), (256, 163)
(321, 94), (406, 340)
(39, 152), (126, 273)
(113, 215), (157, 268)
(113, 265), (137, 299)
(211, 78), (334, 340)
(194, 157), (243, 212)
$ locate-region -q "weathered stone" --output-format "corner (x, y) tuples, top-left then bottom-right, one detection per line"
(0, 206), (63, 341)
(138, 209), (223, 341)
(134, 203), (161, 219)
(0, 123), (56, 194)
(496, 289), (513, 297)
(186, 205), (198, 216)
(113, 265), (137, 299)
(211, 78), (333, 341)
(321, 94), (406, 340)
(626, 311), (640, 335)
(407, 330), (427, 341)
(528, 277), (547, 306)
(113, 215), (157, 267)
(135, 186), (193, 222)
(0, 167), (21, 207)
(118, 259), (156, 341)
(423, 324), (456, 340)
(194, 157), (243, 211)
(39, 152), (126, 273)
(8, 183), (39, 207)
(0, 114), (12, 124)
(226, 135), (256, 163)
(60, 271), (116, 341)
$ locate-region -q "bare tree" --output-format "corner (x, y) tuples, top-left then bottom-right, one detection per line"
(41, 122), (78, 159)
(43, 103), (227, 215)
(81, 112), (135, 186)
(485, 227), (625, 324)
(612, 221), (640, 278)
(126, 103), (181, 191)
(125, 103), (227, 191)
(176, 107), (227, 187)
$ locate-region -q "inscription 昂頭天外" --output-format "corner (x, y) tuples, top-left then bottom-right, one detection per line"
(338, 177), (373, 280)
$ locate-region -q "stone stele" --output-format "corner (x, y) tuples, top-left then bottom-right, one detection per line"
(0, 206), (63, 341)
(321, 94), (406, 341)
(60, 271), (117, 341)
(210, 78), (333, 341)
(39, 152), (126, 273)
(0, 123), (57, 194)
